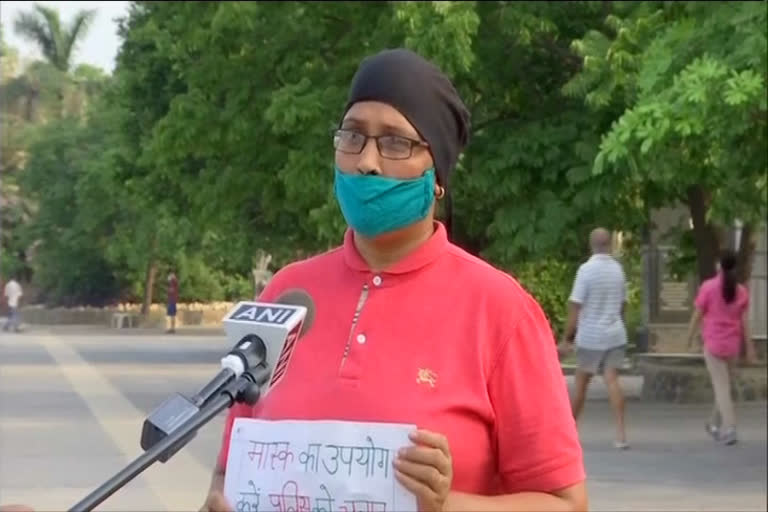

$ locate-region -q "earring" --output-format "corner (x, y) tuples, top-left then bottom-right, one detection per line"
(435, 186), (445, 200)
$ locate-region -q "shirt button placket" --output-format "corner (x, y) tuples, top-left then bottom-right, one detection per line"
(358, 276), (380, 350)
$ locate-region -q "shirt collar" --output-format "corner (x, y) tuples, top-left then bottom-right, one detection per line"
(342, 221), (449, 275)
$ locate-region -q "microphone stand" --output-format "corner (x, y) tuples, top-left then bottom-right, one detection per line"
(69, 366), (270, 512)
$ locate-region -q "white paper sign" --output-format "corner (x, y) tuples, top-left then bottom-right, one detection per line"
(224, 418), (418, 512)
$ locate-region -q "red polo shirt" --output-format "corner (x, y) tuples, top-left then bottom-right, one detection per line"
(217, 222), (584, 495)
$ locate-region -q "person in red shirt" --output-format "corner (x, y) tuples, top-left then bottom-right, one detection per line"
(203, 49), (586, 512)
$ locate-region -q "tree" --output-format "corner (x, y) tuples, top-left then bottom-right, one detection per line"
(13, 1), (669, 331)
(109, 2), (203, 313)
(1, 9), (109, 291)
(6, 1), (103, 125)
(0, 26), (19, 77)
(18, 113), (122, 305)
(13, 3), (96, 72)
(0, 31), (32, 280)
(447, 1), (637, 265)
(137, 1), (618, 268)
(565, 1), (767, 283)
(102, 1), (637, 326)
(143, 1), (404, 262)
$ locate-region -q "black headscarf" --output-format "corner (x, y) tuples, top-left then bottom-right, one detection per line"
(341, 48), (471, 238)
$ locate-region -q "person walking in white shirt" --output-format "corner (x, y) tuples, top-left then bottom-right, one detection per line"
(560, 228), (629, 449)
(3, 277), (23, 333)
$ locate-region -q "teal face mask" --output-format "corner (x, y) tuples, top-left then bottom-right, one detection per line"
(333, 166), (436, 238)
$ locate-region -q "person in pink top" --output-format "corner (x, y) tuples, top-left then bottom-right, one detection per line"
(686, 249), (757, 445)
(201, 48), (586, 512)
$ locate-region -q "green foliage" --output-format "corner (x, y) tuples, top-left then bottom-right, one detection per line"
(168, 254), (253, 303)
(1, 12), (109, 288)
(572, 2), (767, 221)
(8, 1), (766, 322)
(18, 116), (123, 305)
(0, 176), (30, 279)
(513, 260), (577, 335)
(136, 1), (619, 271)
(450, 1), (642, 265)
(566, 1), (767, 281)
(513, 254), (644, 343)
(663, 227), (698, 281)
(1, 32), (30, 281)
(620, 249), (645, 344)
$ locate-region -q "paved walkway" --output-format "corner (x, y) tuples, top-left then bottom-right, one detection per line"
(0, 327), (765, 511)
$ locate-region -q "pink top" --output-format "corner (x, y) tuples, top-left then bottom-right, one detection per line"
(694, 273), (749, 358)
(217, 222), (584, 495)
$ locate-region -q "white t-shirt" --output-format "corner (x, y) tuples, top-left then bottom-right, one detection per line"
(4, 280), (23, 308)
(569, 254), (628, 350)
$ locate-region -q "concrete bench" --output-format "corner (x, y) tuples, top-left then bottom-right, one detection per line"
(755, 335), (767, 359)
(111, 313), (139, 329)
(561, 359), (635, 375)
(634, 352), (766, 403)
(634, 352), (704, 364)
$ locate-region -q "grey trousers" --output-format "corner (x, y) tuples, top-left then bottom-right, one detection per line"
(3, 307), (20, 331)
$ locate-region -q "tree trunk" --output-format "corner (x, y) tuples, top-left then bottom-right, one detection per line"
(602, 0), (612, 17)
(736, 223), (756, 359)
(141, 236), (158, 316)
(141, 260), (157, 316)
(736, 223), (755, 284)
(686, 185), (720, 283)
(58, 90), (66, 119)
(24, 89), (39, 122)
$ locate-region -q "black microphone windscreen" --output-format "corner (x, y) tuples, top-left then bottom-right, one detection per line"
(274, 288), (316, 337)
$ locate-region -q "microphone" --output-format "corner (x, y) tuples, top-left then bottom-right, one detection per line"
(71, 291), (316, 512)
(222, 288), (315, 396)
(140, 289), (315, 460)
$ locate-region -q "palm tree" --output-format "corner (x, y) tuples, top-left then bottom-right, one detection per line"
(13, 3), (96, 73)
(1, 27), (19, 79)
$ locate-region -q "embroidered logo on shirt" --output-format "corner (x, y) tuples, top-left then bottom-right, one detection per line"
(416, 368), (438, 388)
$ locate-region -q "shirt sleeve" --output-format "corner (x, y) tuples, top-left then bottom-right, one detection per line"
(568, 266), (587, 305)
(489, 291), (586, 493)
(694, 282), (710, 313)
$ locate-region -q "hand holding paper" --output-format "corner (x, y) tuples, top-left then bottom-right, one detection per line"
(201, 491), (233, 512)
(394, 430), (453, 512)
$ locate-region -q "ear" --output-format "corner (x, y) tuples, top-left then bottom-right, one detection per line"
(435, 185), (445, 200)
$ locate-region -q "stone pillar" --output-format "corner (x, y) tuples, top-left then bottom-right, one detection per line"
(748, 226), (767, 360)
(646, 206), (696, 353)
(635, 227), (652, 353)
(748, 226), (767, 337)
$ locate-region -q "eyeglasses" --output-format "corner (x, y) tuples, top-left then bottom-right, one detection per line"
(333, 129), (429, 160)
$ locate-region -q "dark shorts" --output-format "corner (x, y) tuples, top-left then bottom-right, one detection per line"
(167, 302), (177, 317)
(576, 345), (626, 375)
